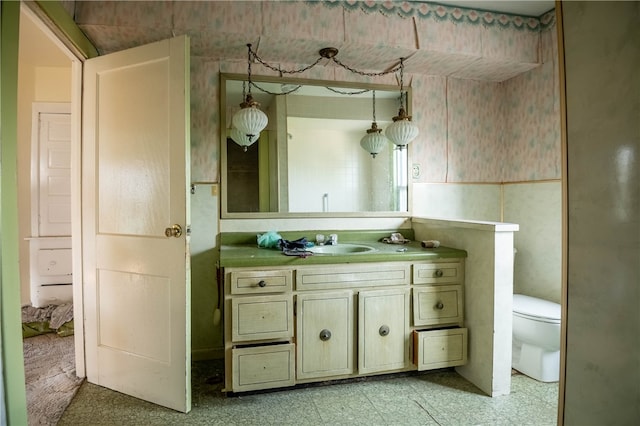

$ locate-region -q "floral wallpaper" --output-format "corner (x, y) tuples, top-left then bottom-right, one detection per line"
(72, 1), (559, 184)
(411, 14), (560, 184)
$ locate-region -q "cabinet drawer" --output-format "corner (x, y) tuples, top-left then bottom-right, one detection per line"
(232, 344), (295, 392)
(231, 294), (293, 342)
(413, 328), (467, 370)
(37, 249), (72, 277)
(297, 263), (410, 291)
(413, 262), (462, 285)
(413, 285), (463, 327)
(230, 269), (292, 294)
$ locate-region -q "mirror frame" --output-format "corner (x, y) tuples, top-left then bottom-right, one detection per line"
(220, 73), (414, 219)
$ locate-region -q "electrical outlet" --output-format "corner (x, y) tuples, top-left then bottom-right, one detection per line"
(412, 163), (421, 179)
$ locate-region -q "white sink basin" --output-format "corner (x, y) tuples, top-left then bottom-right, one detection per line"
(309, 244), (376, 255)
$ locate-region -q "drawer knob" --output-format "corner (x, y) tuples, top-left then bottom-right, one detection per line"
(319, 329), (332, 341)
(257, 280), (267, 288)
(434, 269), (444, 278)
(435, 301), (444, 310)
(379, 325), (390, 336)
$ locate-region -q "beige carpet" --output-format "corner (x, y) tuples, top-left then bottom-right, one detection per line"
(23, 333), (84, 426)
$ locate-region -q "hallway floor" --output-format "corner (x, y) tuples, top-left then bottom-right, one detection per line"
(59, 361), (558, 425)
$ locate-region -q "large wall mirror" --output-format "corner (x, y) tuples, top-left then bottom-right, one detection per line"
(220, 73), (412, 218)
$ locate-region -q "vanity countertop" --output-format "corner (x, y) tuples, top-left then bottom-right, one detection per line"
(219, 238), (467, 268)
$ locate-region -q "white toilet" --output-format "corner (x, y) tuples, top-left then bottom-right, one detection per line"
(512, 294), (561, 382)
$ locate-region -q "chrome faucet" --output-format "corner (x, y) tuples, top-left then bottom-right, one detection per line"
(326, 234), (338, 245)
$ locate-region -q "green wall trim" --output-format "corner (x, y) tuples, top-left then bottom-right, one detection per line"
(1, 1), (29, 424)
(35, 0), (99, 58)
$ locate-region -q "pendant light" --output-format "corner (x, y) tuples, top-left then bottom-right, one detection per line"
(385, 58), (419, 149)
(232, 44), (268, 142)
(230, 127), (257, 152)
(360, 90), (389, 158)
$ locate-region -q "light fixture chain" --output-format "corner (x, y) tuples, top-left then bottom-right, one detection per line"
(331, 57), (402, 77)
(372, 90), (377, 122)
(246, 44), (404, 78)
(325, 87), (371, 96)
(246, 44), (253, 95)
(250, 81), (303, 96)
(248, 82), (370, 97)
(250, 45), (324, 75)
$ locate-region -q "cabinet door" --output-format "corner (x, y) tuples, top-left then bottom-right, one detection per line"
(358, 288), (410, 374)
(297, 291), (354, 380)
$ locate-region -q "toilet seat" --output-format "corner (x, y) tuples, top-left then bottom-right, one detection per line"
(513, 294), (561, 324)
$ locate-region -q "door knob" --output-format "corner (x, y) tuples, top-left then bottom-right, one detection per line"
(165, 224), (183, 238)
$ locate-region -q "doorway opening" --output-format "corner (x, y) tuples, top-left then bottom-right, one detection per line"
(17, 4), (84, 423)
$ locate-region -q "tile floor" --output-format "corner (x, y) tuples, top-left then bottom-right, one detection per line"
(59, 361), (558, 425)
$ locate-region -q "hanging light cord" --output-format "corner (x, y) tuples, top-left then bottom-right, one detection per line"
(399, 58), (406, 110)
(372, 90), (377, 123)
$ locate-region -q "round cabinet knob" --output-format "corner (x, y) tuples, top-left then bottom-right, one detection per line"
(435, 301), (444, 310)
(319, 329), (332, 341)
(435, 269), (444, 278)
(379, 325), (390, 336)
(257, 280), (267, 288)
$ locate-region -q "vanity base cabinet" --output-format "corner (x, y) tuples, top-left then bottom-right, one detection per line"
(413, 328), (468, 370)
(296, 291), (354, 380)
(223, 258), (466, 393)
(232, 344), (295, 392)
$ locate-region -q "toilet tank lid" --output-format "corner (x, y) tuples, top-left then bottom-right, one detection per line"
(513, 294), (561, 320)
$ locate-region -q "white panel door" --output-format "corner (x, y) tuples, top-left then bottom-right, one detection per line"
(38, 112), (71, 236)
(82, 36), (191, 413)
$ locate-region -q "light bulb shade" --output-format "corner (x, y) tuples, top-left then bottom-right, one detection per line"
(230, 127), (257, 152)
(360, 123), (388, 158)
(232, 95), (268, 140)
(385, 108), (419, 148)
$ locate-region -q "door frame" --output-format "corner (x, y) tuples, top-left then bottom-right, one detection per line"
(20, 3), (86, 376)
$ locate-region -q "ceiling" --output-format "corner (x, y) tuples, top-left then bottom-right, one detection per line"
(437, 1), (554, 16)
(21, 1), (556, 82)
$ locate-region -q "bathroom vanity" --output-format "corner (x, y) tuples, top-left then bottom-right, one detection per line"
(219, 231), (468, 393)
